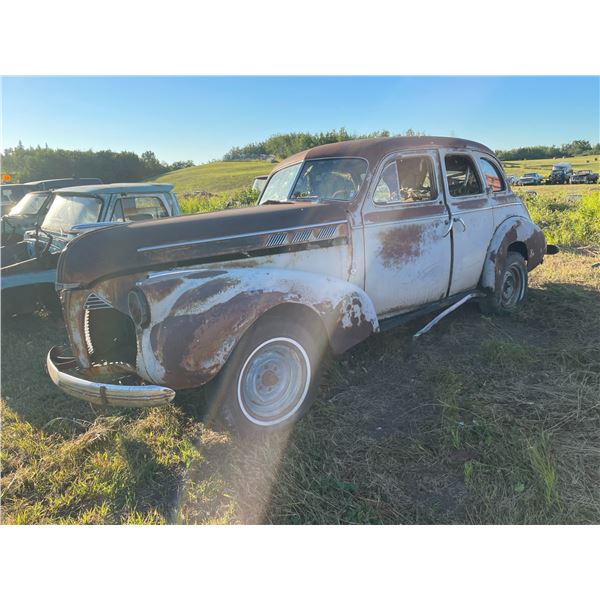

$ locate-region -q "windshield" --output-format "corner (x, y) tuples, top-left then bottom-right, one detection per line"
(42, 194), (103, 232)
(260, 158), (368, 204)
(8, 191), (48, 216)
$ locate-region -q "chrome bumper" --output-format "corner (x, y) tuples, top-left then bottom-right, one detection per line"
(47, 346), (175, 408)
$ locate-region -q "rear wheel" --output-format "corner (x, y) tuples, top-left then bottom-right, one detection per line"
(479, 251), (528, 316)
(209, 314), (326, 436)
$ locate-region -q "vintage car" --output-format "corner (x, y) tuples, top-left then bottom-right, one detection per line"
(0, 177), (102, 215)
(547, 163), (573, 185)
(47, 136), (557, 434)
(2, 183), (180, 316)
(517, 172), (543, 186)
(570, 169), (599, 184)
(252, 175), (269, 194)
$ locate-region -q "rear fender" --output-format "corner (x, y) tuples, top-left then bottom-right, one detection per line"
(480, 217), (546, 293)
(136, 267), (379, 388)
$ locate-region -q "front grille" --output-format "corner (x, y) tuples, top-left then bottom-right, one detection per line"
(84, 307), (137, 365)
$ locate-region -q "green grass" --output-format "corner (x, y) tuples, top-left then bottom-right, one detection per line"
(2, 184), (600, 524)
(154, 160), (273, 197)
(502, 154), (600, 178)
(522, 190), (600, 247)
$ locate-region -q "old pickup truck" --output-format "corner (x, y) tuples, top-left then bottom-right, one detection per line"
(2, 183), (180, 316)
(48, 137), (557, 434)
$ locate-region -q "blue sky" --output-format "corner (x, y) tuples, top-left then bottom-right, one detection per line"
(2, 76), (598, 164)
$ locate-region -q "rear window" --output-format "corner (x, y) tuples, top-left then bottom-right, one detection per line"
(479, 158), (505, 192)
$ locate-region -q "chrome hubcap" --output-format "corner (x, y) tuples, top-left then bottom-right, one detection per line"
(237, 337), (311, 426)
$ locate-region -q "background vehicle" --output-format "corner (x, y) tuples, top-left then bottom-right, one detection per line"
(517, 172), (542, 185)
(570, 169), (599, 184)
(547, 162), (573, 184)
(1, 182), (180, 316)
(1, 190), (52, 244)
(48, 137), (555, 435)
(0, 177), (102, 212)
(251, 175), (268, 194)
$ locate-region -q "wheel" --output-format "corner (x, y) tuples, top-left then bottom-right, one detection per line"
(479, 251), (528, 316)
(208, 314), (326, 436)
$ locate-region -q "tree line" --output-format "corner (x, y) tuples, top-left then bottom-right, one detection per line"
(223, 130), (599, 162)
(223, 128), (425, 161)
(1, 143), (195, 184)
(495, 140), (599, 161)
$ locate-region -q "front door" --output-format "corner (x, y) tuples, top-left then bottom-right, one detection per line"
(440, 151), (495, 295)
(363, 150), (452, 317)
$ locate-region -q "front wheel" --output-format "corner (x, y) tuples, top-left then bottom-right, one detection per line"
(209, 315), (326, 436)
(479, 251), (528, 316)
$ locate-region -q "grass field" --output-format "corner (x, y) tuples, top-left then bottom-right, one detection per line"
(154, 160), (272, 197)
(1, 186), (599, 524)
(502, 154), (600, 178)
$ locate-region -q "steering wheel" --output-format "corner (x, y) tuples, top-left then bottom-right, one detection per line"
(331, 189), (352, 200)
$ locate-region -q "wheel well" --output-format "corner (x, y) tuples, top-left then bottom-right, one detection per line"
(255, 302), (329, 348)
(507, 241), (528, 262)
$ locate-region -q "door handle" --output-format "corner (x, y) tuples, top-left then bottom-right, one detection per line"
(454, 217), (467, 231)
(442, 218), (453, 237)
(443, 216), (466, 237)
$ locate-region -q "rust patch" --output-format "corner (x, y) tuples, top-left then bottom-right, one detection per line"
(150, 290), (287, 388)
(143, 277), (185, 304)
(452, 197), (487, 211)
(329, 296), (375, 354)
(524, 227), (547, 271)
(363, 203), (445, 224)
(170, 277), (239, 313)
(378, 223), (428, 267)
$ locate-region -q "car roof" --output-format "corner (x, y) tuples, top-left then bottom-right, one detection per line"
(24, 177), (100, 185)
(273, 136), (495, 172)
(52, 182), (174, 195)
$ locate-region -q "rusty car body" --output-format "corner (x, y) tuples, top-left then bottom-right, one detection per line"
(48, 136), (556, 433)
(2, 183), (180, 316)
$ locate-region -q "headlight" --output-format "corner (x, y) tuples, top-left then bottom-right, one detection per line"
(128, 288), (151, 328)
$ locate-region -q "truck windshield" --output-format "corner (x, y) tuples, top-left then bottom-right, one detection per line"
(8, 191), (48, 216)
(42, 194), (103, 232)
(260, 158), (368, 204)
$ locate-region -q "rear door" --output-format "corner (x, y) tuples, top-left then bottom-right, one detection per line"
(362, 150), (452, 317)
(440, 150), (495, 295)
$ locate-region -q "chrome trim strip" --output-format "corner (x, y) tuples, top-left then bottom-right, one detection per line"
(137, 220), (347, 253)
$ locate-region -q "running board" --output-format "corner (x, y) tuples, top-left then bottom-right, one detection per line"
(413, 292), (484, 338)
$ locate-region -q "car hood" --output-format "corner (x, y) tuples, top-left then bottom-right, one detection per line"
(57, 202), (350, 288)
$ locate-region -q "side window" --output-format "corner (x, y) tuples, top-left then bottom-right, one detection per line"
(374, 162), (400, 204)
(114, 195), (169, 222)
(445, 154), (483, 197)
(479, 157), (505, 192)
(374, 155), (437, 204)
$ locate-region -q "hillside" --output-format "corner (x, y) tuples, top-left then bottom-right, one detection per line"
(153, 160), (273, 196)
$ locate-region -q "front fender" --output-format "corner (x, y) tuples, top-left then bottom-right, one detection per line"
(480, 217), (547, 293)
(135, 267), (379, 389)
